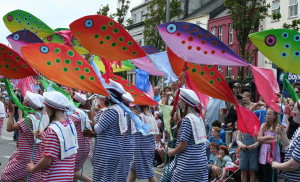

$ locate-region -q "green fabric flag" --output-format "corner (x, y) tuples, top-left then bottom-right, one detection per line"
(159, 104), (173, 134)
(283, 76), (299, 102)
(40, 76), (80, 107)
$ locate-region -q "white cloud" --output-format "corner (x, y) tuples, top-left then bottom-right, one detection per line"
(0, 0), (141, 45)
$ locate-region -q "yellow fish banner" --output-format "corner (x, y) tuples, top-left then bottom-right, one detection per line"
(93, 56), (135, 73)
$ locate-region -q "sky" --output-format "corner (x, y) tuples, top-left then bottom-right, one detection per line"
(0, 0), (142, 45)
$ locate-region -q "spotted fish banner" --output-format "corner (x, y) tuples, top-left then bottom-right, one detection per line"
(249, 29), (300, 75)
(21, 43), (108, 96)
(70, 15), (147, 61)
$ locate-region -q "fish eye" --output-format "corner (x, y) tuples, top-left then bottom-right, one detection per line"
(167, 24), (177, 34)
(294, 35), (300, 41)
(13, 34), (20, 40)
(84, 19), (93, 28)
(281, 52), (287, 57)
(295, 51), (300, 56)
(282, 32), (288, 38)
(264, 35), (276, 46)
(40, 45), (49, 54)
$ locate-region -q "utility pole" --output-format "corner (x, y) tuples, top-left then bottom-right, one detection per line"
(166, 0), (170, 22)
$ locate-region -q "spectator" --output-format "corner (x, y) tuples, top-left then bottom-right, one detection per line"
(258, 109), (281, 182)
(242, 92), (253, 110)
(284, 100), (299, 139)
(232, 82), (242, 96)
(225, 95), (243, 130)
(209, 127), (225, 146)
(153, 134), (163, 167)
(212, 120), (225, 143)
(205, 97), (226, 136)
(160, 87), (173, 105)
(218, 147), (240, 182)
(228, 122), (238, 151)
(153, 86), (161, 103)
(209, 143), (219, 166)
(237, 130), (259, 182)
(211, 146), (232, 181)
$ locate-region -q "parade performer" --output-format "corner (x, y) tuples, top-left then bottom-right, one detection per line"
(128, 104), (159, 182)
(272, 99), (300, 181)
(1, 91), (48, 182)
(70, 92), (92, 182)
(26, 91), (78, 182)
(92, 87), (128, 181)
(160, 88), (208, 182)
(119, 92), (135, 181)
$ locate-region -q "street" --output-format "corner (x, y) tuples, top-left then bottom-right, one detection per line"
(0, 118), (162, 181)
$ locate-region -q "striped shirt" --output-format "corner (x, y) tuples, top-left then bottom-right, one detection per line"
(161, 117), (208, 181)
(283, 127), (300, 182)
(40, 121), (75, 182)
(0, 117), (41, 181)
(93, 107), (124, 181)
(69, 112), (91, 172)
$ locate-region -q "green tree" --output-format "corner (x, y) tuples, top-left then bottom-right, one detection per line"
(224, 0), (270, 80)
(283, 19), (300, 31)
(143, 0), (182, 50)
(97, 4), (110, 16)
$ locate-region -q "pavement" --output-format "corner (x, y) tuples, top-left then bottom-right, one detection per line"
(0, 118), (162, 181)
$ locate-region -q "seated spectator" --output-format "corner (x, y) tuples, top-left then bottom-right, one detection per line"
(154, 111), (163, 133)
(211, 146), (232, 181)
(209, 127), (225, 146)
(153, 133), (163, 167)
(208, 143), (219, 180)
(228, 122), (238, 152)
(218, 148), (240, 182)
(212, 120), (225, 143)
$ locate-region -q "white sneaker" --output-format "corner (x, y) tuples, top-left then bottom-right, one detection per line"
(157, 163), (165, 168)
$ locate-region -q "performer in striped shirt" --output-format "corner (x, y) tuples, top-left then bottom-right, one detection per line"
(128, 104), (159, 182)
(160, 88), (208, 181)
(92, 86), (128, 181)
(1, 91), (48, 182)
(272, 100), (300, 182)
(70, 92), (92, 182)
(26, 91), (78, 182)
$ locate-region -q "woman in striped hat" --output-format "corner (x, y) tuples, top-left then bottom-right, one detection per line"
(1, 91), (48, 182)
(128, 104), (159, 182)
(160, 88), (208, 182)
(26, 91), (78, 182)
(70, 92), (92, 182)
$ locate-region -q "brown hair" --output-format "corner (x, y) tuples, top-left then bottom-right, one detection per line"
(212, 127), (221, 134)
(263, 109), (278, 131)
(219, 145), (229, 155)
(209, 143), (219, 149)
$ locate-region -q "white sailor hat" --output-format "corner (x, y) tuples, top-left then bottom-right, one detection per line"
(109, 79), (125, 94)
(122, 92), (134, 103)
(179, 88), (200, 108)
(24, 91), (44, 109)
(43, 91), (70, 111)
(74, 92), (87, 105)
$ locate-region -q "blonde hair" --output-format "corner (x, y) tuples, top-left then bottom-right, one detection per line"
(212, 127), (221, 133)
(263, 109), (278, 131)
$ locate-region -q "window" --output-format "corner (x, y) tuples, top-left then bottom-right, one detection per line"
(211, 27), (216, 36)
(227, 66), (232, 78)
(229, 24), (233, 44)
(133, 14), (137, 24)
(271, 0), (280, 20)
(218, 26), (223, 41)
(141, 11), (144, 21)
(289, 0), (298, 17)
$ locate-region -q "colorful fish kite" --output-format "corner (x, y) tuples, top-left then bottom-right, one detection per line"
(69, 15), (147, 61)
(7, 30), (43, 54)
(0, 43), (37, 79)
(249, 29), (300, 75)
(157, 22), (249, 66)
(106, 74), (158, 105)
(158, 22), (281, 113)
(93, 56), (134, 73)
(21, 43), (109, 96)
(168, 48), (260, 135)
(3, 9), (88, 54)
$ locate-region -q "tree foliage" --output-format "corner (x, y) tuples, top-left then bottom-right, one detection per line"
(283, 19), (300, 31)
(224, 0), (270, 79)
(143, 0), (182, 50)
(96, 1), (130, 27)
